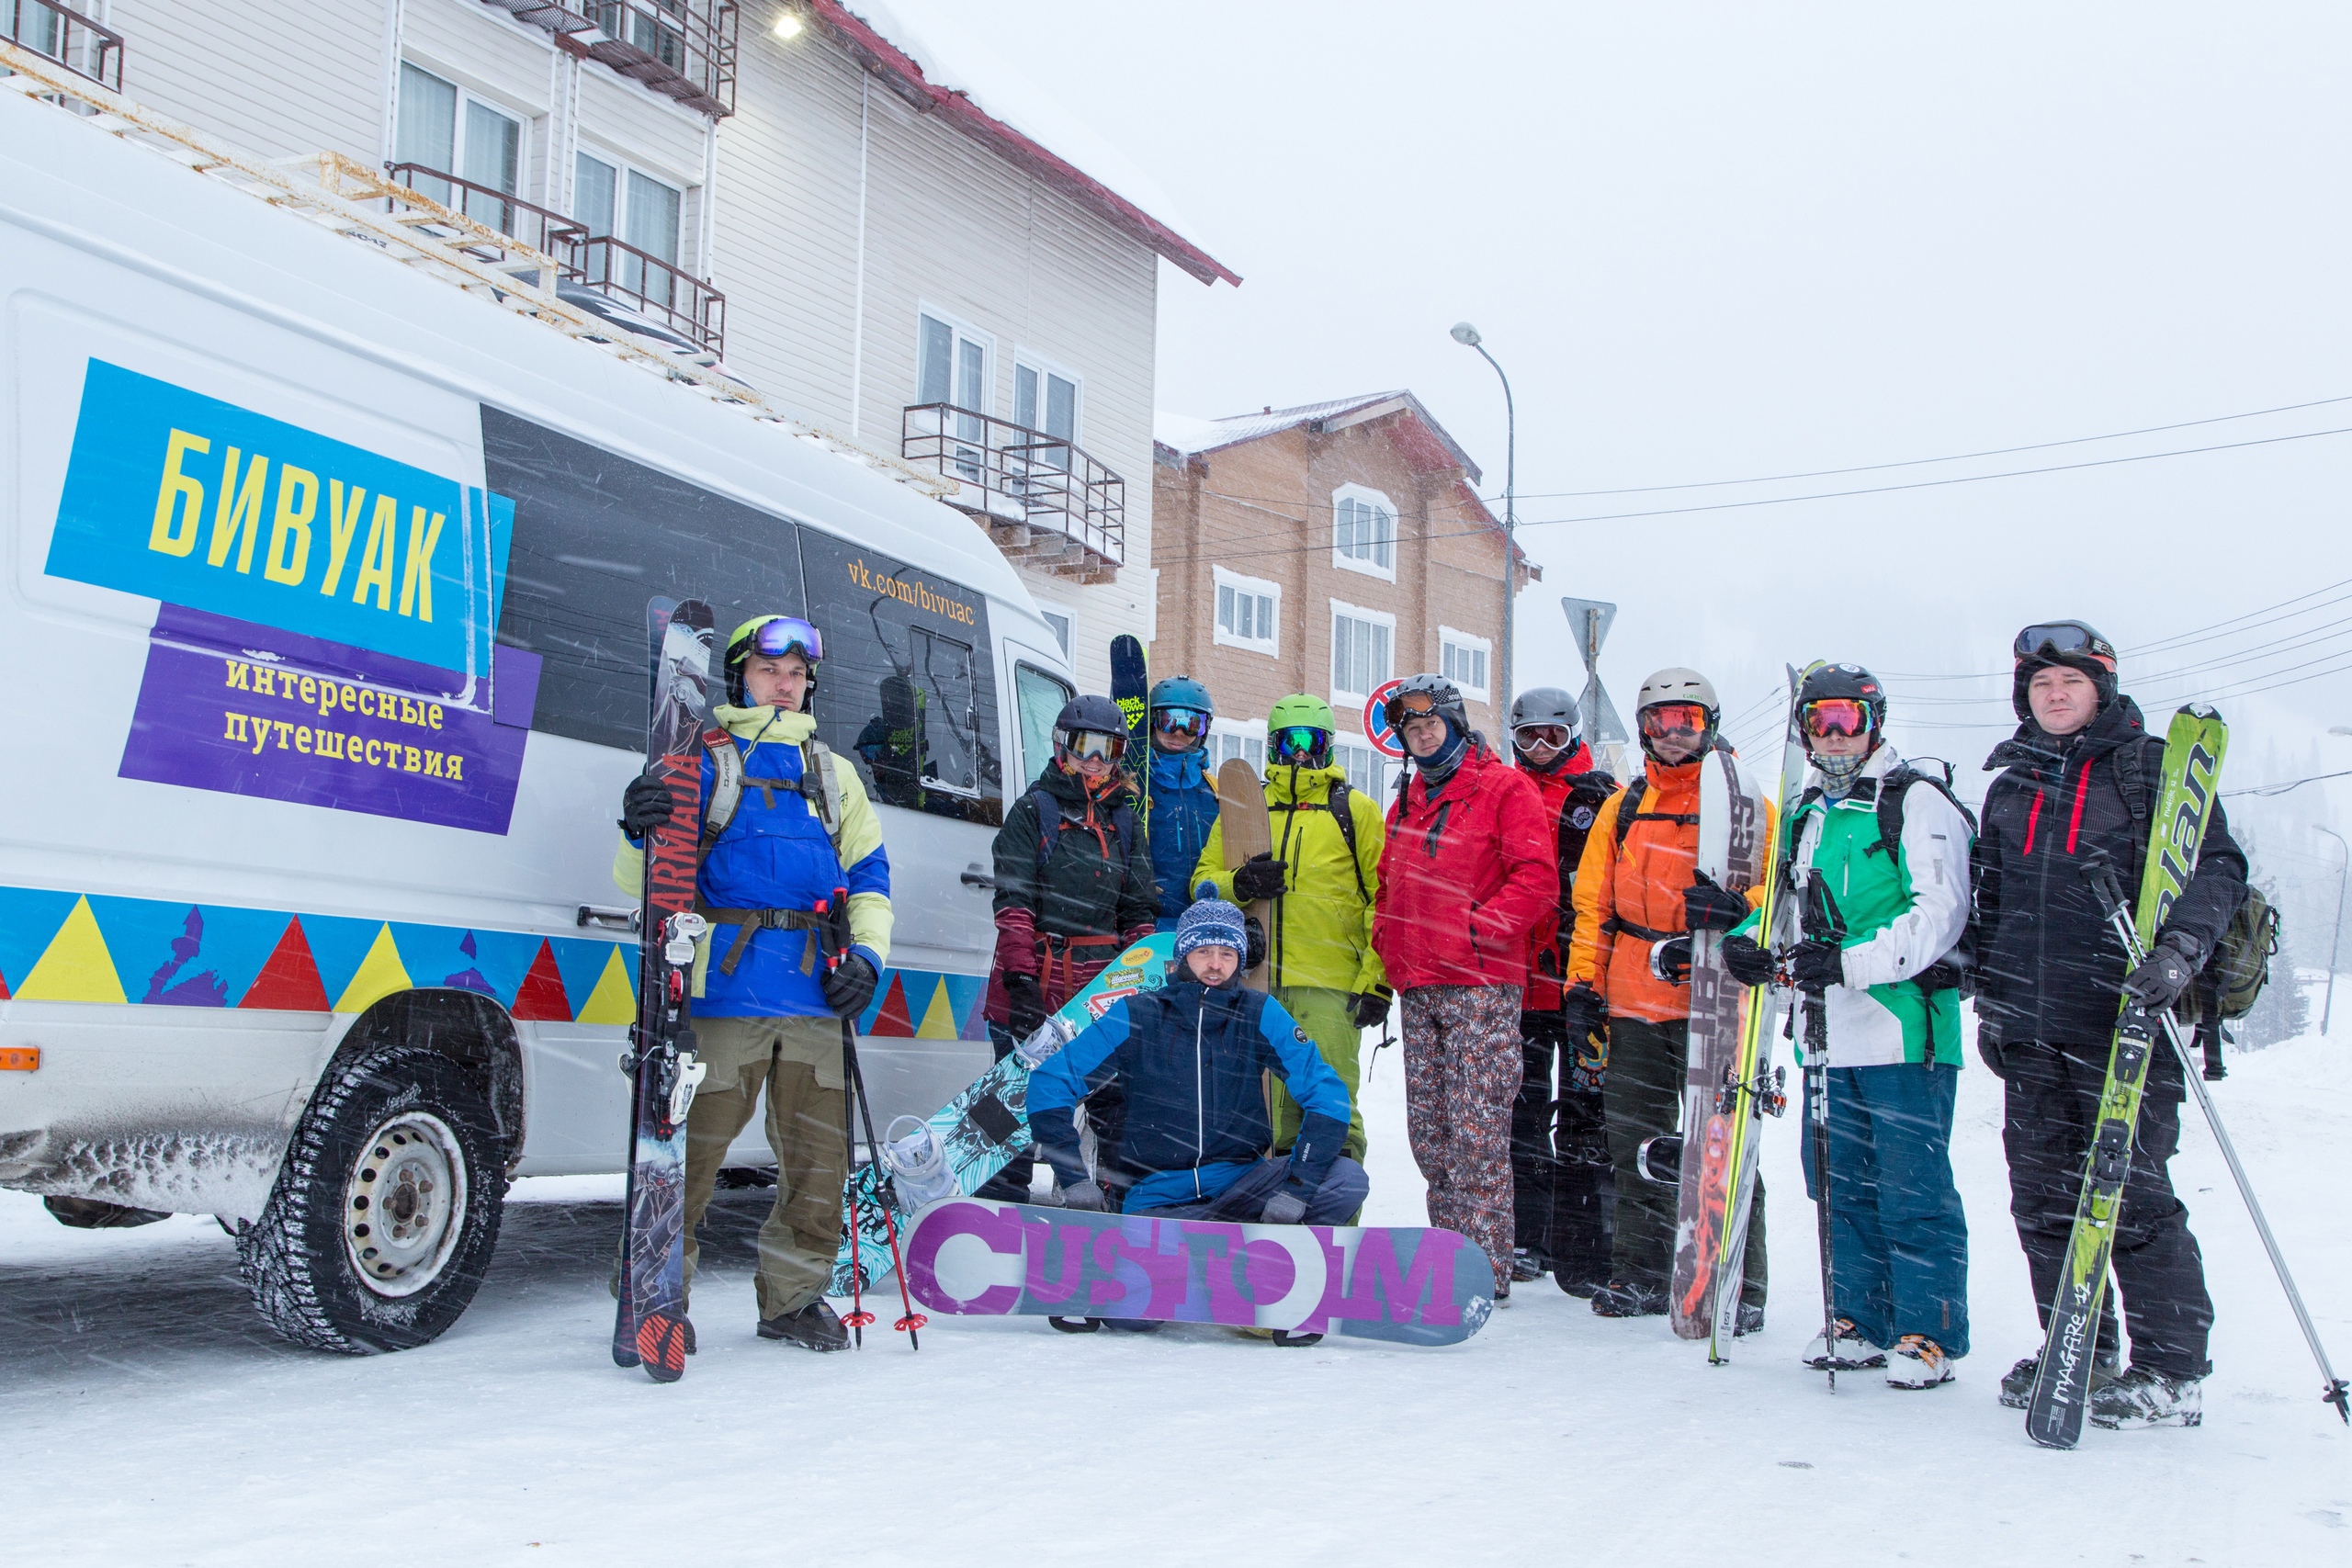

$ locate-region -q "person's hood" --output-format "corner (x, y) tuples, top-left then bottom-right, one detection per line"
(1264, 760), (1349, 804)
(712, 704), (814, 745)
(1984, 694), (2149, 774)
(1149, 744), (1208, 794)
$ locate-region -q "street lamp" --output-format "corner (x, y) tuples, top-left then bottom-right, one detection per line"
(2319, 826), (2348, 1038)
(1451, 321), (1517, 706)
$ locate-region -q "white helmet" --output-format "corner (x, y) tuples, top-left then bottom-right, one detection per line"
(1635, 667), (1718, 716)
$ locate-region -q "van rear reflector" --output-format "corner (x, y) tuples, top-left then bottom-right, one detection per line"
(0, 1048), (40, 1071)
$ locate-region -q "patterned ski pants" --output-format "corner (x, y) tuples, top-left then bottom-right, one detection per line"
(1401, 984), (1524, 1290)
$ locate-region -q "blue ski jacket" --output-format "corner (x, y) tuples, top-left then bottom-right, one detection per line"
(1028, 976), (1351, 1213)
(1144, 747), (1221, 926)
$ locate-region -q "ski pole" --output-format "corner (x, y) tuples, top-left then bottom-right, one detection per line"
(828, 888), (924, 1349)
(2085, 861), (2348, 1426)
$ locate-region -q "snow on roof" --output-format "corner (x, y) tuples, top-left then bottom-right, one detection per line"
(1154, 392), (1482, 482)
(816, 1), (1238, 287)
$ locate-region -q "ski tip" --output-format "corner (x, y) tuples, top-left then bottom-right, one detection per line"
(635, 1313), (690, 1382)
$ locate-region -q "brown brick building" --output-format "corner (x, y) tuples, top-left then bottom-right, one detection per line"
(1151, 392), (1537, 795)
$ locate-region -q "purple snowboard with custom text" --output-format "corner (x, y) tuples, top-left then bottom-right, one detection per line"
(901, 1199), (1496, 1346)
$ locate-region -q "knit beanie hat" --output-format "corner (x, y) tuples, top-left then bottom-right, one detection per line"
(1175, 897), (1247, 961)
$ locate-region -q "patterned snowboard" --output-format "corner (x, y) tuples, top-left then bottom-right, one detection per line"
(1216, 757), (1273, 992)
(829, 934), (1177, 1296)
(902, 1198), (1496, 1346)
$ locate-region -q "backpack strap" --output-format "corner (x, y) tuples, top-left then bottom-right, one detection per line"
(699, 730), (851, 859)
(1325, 781), (1369, 904)
(700, 728), (742, 847)
(1611, 774), (1702, 849)
(1034, 784), (1139, 875)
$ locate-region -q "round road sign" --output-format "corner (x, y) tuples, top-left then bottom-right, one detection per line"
(1363, 679), (1406, 758)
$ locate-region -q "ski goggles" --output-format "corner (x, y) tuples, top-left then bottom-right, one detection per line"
(1637, 702), (1710, 739)
(1058, 729), (1127, 764)
(735, 615), (824, 664)
(1512, 723), (1575, 751)
(2012, 621), (2116, 668)
(1385, 691), (1445, 726)
(1800, 698), (1873, 739)
(1270, 726), (1329, 761)
(1151, 706), (1212, 740)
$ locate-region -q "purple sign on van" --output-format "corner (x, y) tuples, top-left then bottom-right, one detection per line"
(119, 605), (540, 835)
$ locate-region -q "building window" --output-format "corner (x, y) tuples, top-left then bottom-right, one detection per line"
(1039, 607), (1072, 657)
(1331, 483), (1396, 581)
(1441, 626), (1492, 702)
(396, 64), (522, 233)
(1330, 600), (1395, 706)
(574, 151), (684, 309)
(1333, 733), (1381, 795)
(1013, 355), (1080, 472)
(1214, 565), (1281, 657)
(1209, 718), (1265, 776)
(918, 308), (994, 481)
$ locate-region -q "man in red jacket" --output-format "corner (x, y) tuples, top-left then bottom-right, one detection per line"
(1372, 674), (1558, 1299)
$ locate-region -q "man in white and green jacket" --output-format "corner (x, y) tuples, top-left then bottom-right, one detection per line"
(1723, 663), (1973, 1390)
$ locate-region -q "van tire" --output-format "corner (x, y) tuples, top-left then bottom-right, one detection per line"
(238, 1045), (506, 1353)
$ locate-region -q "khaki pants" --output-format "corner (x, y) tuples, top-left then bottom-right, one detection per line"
(1270, 984), (1369, 1162)
(682, 1015), (846, 1322)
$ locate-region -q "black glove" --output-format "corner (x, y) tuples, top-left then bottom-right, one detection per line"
(1721, 933), (1776, 987)
(1232, 853), (1288, 903)
(620, 771), (673, 838)
(1260, 1189), (1308, 1225)
(1560, 983), (1608, 1051)
(822, 952), (878, 1020)
(1349, 990), (1391, 1030)
(1684, 872), (1748, 934)
(1060, 1179), (1107, 1213)
(1005, 972), (1047, 1039)
(1650, 935), (1692, 986)
(1976, 1029), (2007, 1079)
(2122, 931), (2199, 1009)
(1790, 939), (1845, 993)
(1244, 914), (1267, 972)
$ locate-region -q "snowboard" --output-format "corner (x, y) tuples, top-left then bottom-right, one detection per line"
(830, 933), (1177, 1296)
(2026, 705), (2227, 1450)
(1668, 746), (1764, 1340)
(1216, 757), (1274, 991)
(1111, 634), (1149, 785)
(614, 597), (715, 1382)
(901, 1197), (1497, 1346)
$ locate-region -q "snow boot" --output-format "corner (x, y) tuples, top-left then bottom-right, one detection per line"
(1590, 1280), (1668, 1317)
(1801, 1318), (1888, 1370)
(1048, 1316), (1102, 1334)
(1885, 1336), (1956, 1389)
(1271, 1330), (1324, 1348)
(2089, 1367), (2204, 1429)
(1731, 1303), (1765, 1337)
(1998, 1348), (2120, 1410)
(1510, 1247), (1547, 1283)
(757, 1300), (849, 1352)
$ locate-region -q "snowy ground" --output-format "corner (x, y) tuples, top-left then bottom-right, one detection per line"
(3, 1029), (2346, 1567)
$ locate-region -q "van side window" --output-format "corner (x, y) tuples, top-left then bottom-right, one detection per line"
(797, 530), (1001, 826)
(1014, 663), (1074, 792)
(481, 408), (806, 751)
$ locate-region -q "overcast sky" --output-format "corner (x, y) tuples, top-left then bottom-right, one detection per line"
(972, 2), (2349, 899)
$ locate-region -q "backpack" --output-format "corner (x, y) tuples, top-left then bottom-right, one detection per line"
(2208, 883), (2279, 1021)
(1792, 760), (1978, 992)
(700, 729), (846, 852)
(1032, 783), (1140, 874)
(1272, 779), (1369, 904)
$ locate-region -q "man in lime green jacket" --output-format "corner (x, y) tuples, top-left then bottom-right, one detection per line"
(1192, 695), (1388, 1160)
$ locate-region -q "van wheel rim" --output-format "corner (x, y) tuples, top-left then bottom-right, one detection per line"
(343, 1112), (467, 1299)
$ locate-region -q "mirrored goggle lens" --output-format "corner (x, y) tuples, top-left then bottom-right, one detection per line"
(1639, 703), (1709, 737)
(1389, 694), (1442, 723)
(2012, 621), (2103, 660)
(1062, 730), (1126, 762)
(1272, 727), (1326, 759)
(1802, 699), (1872, 739)
(749, 616), (824, 662)
(1514, 724), (1573, 750)
(1153, 707), (1211, 737)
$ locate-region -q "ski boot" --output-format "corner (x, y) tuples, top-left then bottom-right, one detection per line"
(1885, 1336), (1956, 1389)
(2089, 1367), (2203, 1428)
(1801, 1318), (1887, 1370)
(757, 1300), (849, 1352)
(1999, 1347), (2120, 1409)
(1270, 1330), (1324, 1348)
(1590, 1280), (1668, 1318)
(1509, 1247), (1547, 1284)
(1731, 1303), (1765, 1337)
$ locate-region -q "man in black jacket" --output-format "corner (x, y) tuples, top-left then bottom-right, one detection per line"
(1971, 621), (2247, 1429)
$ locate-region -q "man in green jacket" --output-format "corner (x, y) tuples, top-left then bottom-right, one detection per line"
(1193, 694), (1388, 1162)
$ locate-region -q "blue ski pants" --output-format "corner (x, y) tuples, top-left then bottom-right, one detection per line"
(1801, 1063), (1970, 1357)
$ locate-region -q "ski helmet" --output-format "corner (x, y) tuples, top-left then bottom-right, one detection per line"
(1052, 694), (1131, 773)
(1634, 667), (1719, 761)
(1266, 694), (1338, 768)
(1148, 675), (1214, 747)
(1509, 685), (1584, 764)
(725, 614), (824, 707)
(2011, 619), (2119, 721)
(1795, 662), (1886, 791)
(1382, 673), (1468, 740)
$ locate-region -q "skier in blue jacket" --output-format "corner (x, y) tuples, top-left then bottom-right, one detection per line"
(1028, 899), (1370, 1341)
(1139, 675), (1223, 929)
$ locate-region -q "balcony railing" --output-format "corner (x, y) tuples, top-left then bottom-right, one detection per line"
(383, 163), (725, 356)
(904, 404), (1126, 579)
(480, 1), (737, 118)
(3, 0), (123, 91)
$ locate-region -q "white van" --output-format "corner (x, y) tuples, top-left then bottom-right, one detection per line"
(0, 71), (1080, 1350)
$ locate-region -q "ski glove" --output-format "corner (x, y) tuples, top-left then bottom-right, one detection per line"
(2122, 931), (2199, 1009)
(620, 771), (674, 838)
(1005, 972), (1047, 1039)
(1560, 984), (1608, 1053)
(1232, 853), (1288, 903)
(1349, 990), (1391, 1030)
(1789, 939), (1845, 994)
(1260, 1189), (1308, 1225)
(1720, 933), (1776, 987)
(1683, 872), (1748, 934)
(823, 952), (878, 1020)
(1975, 1024), (2007, 1080)
(1649, 935), (1692, 986)
(1060, 1179), (1107, 1213)
(1244, 914), (1268, 973)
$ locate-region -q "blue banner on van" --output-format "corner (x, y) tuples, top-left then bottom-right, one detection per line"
(45, 360), (514, 676)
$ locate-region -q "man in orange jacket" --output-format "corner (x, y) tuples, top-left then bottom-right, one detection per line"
(1565, 668), (1773, 1324)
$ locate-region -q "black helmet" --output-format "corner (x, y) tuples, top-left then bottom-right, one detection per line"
(1383, 672), (1468, 739)
(2011, 619), (2119, 721)
(1053, 694), (1132, 771)
(1795, 663), (1886, 788)
(1796, 662), (1887, 733)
